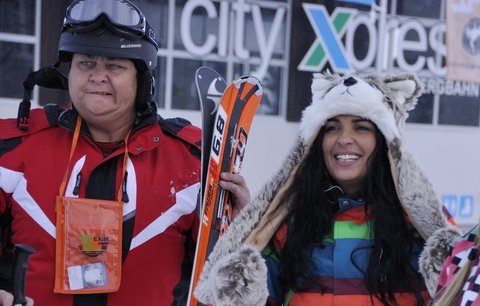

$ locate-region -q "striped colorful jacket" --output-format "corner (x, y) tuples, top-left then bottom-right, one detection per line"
(262, 197), (431, 306)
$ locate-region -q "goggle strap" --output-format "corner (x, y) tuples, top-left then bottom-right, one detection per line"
(17, 62), (68, 131)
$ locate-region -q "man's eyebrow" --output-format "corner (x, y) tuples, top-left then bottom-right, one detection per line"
(83, 55), (122, 61)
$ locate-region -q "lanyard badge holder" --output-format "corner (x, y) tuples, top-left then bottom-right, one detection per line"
(54, 116), (129, 294)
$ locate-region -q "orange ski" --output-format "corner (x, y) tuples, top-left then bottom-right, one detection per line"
(188, 75), (262, 306)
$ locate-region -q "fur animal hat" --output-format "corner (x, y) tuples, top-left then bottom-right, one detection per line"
(194, 72), (460, 305)
(300, 71), (419, 144)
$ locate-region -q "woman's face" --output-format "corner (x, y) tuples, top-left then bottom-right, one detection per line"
(68, 54), (137, 130)
(322, 114), (377, 195)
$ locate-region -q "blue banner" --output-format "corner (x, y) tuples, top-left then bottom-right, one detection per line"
(337, 0), (374, 6)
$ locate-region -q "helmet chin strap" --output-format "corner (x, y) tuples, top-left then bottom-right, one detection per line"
(134, 69), (157, 123)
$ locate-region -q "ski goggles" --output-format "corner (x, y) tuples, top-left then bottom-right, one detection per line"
(63, 0), (157, 47)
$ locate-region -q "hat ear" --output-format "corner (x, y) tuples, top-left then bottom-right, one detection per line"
(311, 71), (342, 100)
(384, 73), (422, 112)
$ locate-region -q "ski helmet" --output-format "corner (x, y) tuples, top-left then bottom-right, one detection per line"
(58, 0), (159, 112)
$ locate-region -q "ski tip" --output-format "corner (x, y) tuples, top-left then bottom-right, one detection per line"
(234, 75), (263, 96)
(196, 65), (213, 74)
(196, 66), (219, 77)
(195, 66), (226, 84)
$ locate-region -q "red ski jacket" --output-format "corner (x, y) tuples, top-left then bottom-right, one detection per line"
(0, 105), (201, 306)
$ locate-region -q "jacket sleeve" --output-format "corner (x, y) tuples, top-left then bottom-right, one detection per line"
(0, 205), (13, 292)
(0, 106), (58, 292)
(0, 138), (21, 293)
(194, 244), (268, 305)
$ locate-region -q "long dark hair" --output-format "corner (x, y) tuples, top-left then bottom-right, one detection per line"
(277, 125), (420, 305)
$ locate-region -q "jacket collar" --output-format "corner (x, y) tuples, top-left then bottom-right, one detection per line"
(337, 197), (365, 213)
(58, 106), (157, 134)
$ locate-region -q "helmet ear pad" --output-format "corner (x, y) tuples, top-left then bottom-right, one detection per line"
(135, 69), (155, 112)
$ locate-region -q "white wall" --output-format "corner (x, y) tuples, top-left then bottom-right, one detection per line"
(0, 99), (29, 119)
(404, 125), (480, 231)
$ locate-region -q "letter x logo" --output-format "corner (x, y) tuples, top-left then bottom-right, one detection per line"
(298, 4), (356, 73)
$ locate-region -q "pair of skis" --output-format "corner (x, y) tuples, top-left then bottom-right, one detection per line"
(187, 67), (263, 306)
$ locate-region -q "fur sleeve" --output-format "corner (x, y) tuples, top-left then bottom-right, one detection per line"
(193, 139), (305, 305)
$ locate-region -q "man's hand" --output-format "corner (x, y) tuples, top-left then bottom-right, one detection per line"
(218, 173), (250, 219)
(0, 290), (34, 306)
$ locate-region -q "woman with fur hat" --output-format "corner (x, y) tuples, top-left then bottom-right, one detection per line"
(193, 72), (460, 305)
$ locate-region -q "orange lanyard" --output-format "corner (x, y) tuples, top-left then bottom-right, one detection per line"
(58, 115), (129, 203)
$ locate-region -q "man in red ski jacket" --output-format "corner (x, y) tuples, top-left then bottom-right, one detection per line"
(0, 1), (250, 305)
